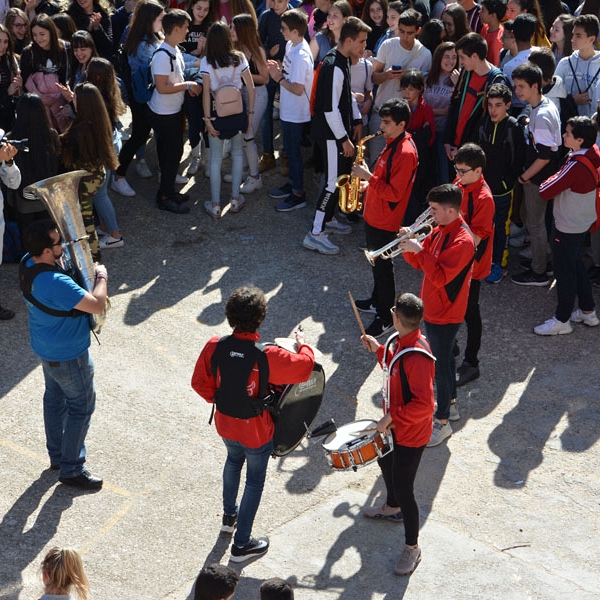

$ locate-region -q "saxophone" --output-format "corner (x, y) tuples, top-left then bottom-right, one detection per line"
(336, 131), (383, 214)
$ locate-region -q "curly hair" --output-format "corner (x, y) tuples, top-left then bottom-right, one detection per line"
(225, 286), (267, 332)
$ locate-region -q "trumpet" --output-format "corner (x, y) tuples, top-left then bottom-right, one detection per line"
(364, 208), (435, 266)
(336, 131), (383, 214)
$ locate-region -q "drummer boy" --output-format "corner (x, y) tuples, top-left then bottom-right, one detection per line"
(361, 292), (435, 576)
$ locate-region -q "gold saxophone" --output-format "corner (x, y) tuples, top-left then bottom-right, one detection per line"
(336, 131), (383, 214)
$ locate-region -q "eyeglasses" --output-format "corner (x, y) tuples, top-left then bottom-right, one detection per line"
(454, 166), (473, 176)
(51, 236), (63, 247)
(390, 306), (397, 316)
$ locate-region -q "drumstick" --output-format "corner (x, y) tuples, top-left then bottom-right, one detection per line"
(348, 291), (366, 337)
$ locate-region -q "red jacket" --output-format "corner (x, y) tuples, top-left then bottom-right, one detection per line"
(191, 332), (315, 448)
(404, 216), (475, 324)
(457, 175), (495, 280)
(408, 95), (435, 147)
(376, 328), (435, 447)
(363, 132), (418, 232)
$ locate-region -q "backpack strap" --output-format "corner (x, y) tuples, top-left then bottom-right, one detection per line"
(572, 154), (600, 232)
(19, 255), (85, 319)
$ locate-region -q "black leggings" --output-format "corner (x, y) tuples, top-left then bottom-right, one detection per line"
(377, 442), (426, 546)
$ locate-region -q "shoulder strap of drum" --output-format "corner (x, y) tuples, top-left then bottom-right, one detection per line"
(388, 342), (435, 406)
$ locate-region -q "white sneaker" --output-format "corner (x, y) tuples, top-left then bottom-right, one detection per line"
(135, 158), (153, 178)
(427, 419), (452, 447)
(570, 309), (600, 327)
(187, 157), (201, 176)
(224, 170), (249, 183)
(303, 231), (340, 255)
(240, 174), (263, 194)
(204, 201), (221, 219)
(534, 316), (573, 336)
(99, 234), (124, 249)
(111, 177), (136, 197)
(230, 196), (245, 213)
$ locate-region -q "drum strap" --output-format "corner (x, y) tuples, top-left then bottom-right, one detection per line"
(383, 336), (435, 411)
(209, 335), (270, 423)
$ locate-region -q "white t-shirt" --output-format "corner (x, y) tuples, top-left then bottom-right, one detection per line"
(200, 54), (249, 92)
(148, 42), (186, 115)
(350, 58), (373, 125)
(280, 39), (313, 123)
(373, 38), (432, 109)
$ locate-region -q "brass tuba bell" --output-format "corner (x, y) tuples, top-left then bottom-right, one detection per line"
(24, 171), (108, 333)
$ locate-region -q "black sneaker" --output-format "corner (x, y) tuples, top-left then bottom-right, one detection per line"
(365, 316), (394, 338)
(221, 513), (237, 534)
(230, 537), (269, 563)
(355, 298), (377, 314)
(268, 183), (293, 199)
(456, 361), (480, 387)
(511, 270), (550, 287)
(275, 193), (306, 212)
(157, 198), (190, 214)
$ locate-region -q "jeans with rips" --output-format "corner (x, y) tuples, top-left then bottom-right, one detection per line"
(42, 350), (96, 478)
(222, 437), (273, 548)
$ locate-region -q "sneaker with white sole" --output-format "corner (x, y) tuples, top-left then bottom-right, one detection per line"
(275, 194), (306, 212)
(362, 503), (403, 522)
(303, 231), (339, 255)
(230, 537), (269, 562)
(99, 234), (124, 249)
(449, 402), (460, 422)
(394, 544), (421, 576)
(221, 513), (237, 534)
(570, 309), (600, 327)
(427, 419), (452, 447)
(365, 316), (394, 338)
(96, 227), (108, 238)
(240, 174), (263, 193)
(354, 298), (377, 314)
(204, 201), (221, 219)
(534, 316), (573, 336)
(230, 196), (245, 213)
(111, 177), (136, 197)
(135, 158), (153, 178)
(325, 217), (353, 235)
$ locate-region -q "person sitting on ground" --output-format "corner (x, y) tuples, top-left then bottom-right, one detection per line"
(193, 563), (239, 600)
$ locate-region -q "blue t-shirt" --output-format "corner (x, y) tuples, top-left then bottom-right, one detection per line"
(24, 257), (90, 361)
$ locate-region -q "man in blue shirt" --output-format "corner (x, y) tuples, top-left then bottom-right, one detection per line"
(20, 221), (108, 491)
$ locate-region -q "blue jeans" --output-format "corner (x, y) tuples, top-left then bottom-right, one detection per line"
(424, 321), (461, 421)
(222, 437), (273, 547)
(42, 350), (96, 478)
(281, 119), (307, 195)
(210, 133), (244, 203)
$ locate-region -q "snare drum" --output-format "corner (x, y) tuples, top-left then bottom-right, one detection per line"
(322, 419), (393, 471)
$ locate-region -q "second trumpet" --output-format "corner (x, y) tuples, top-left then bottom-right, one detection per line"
(364, 208), (435, 266)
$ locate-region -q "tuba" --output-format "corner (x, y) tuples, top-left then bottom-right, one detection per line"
(24, 171), (107, 333)
(364, 207), (436, 266)
(336, 131), (383, 214)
